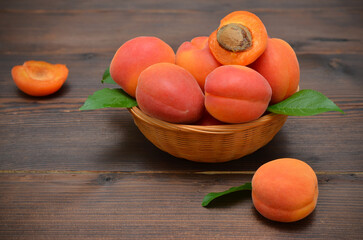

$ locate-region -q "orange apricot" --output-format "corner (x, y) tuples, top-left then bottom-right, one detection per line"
(194, 108), (224, 126)
(176, 36), (221, 90)
(250, 38), (300, 104)
(110, 36), (175, 97)
(252, 158), (318, 222)
(11, 60), (68, 97)
(209, 11), (268, 66)
(204, 65), (271, 123)
(136, 63), (204, 124)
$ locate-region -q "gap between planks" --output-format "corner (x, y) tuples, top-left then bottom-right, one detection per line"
(1, 50), (363, 56)
(0, 169), (361, 175)
(0, 7), (360, 15)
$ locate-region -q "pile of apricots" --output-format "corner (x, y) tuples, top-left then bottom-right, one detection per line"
(111, 12), (317, 223)
(109, 11), (300, 125)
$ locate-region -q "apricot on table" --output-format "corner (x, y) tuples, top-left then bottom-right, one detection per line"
(110, 36), (175, 97)
(250, 38), (300, 104)
(176, 36), (221, 90)
(11, 60), (68, 97)
(204, 65), (271, 123)
(252, 158), (318, 222)
(136, 63), (204, 124)
(208, 11), (268, 66)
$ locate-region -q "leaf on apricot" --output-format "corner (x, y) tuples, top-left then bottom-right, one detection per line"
(202, 182), (252, 207)
(267, 89), (344, 116)
(80, 88), (137, 110)
(101, 67), (117, 84)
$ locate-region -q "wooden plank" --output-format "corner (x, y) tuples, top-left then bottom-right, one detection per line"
(0, 172), (362, 239)
(0, 52), (361, 171)
(1, 53), (362, 98)
(0, 107), (360, 172)
(1, 0), (362, 11)
(0, 8), (362, 55)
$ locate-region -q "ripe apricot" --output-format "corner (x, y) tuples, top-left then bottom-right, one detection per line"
(252, 158), (318, 222)
(250, 38), (300, 104)
(209, 11), (268, 66)
(110, 36), (175, 97)
(204, 65), (271, 123)
(176, 36), (221, 90)
(136, 63), (204, 124)
(11, 60), (68, 97)
(194, 108), (223, 126)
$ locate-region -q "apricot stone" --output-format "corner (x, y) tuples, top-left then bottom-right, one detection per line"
(252, 158), (318, 222)
(110, 36), (175, 97)
(204, 65), (271, 123)
(136, 63), (204, 124)
(250, 38), (300, 104)
(176, 36), (221, 90)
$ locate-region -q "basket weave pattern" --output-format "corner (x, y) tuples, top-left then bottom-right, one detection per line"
(129, 107), (287, 163)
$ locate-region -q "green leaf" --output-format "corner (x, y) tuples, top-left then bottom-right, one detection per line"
(202, 182), (252, 207)
(80, 88), (137, 110)
(101, 67), (117, 84)
(267, 89), (344, 116)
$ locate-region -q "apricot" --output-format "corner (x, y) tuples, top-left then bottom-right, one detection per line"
(11, 60), (68, 97)
(110, 36), (175, 97)
(204, 65), (271, 123)
(250, 38), (300, 104)
(252, 158), (318, 222)
(135, 63), (204, 123)
(209, 11), (268, 66)
(176, 36), (221, 90)
(194, 108), (223, 126)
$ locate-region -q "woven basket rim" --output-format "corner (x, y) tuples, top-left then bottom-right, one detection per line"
(129, 106), (286, 134)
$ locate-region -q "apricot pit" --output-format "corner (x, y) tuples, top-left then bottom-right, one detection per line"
(216, 23), (252, 52)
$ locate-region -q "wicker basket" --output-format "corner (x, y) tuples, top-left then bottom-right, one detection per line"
(129, 107), (288, 163)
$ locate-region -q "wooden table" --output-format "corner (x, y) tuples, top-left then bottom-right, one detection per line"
(1, 0), (362, 239)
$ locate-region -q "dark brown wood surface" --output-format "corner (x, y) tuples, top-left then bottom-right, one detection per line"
(0, 0), (362, 239)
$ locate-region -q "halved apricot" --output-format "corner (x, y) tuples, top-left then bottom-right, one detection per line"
(209, 11), (268, 66)
(11, 60), (68, 96)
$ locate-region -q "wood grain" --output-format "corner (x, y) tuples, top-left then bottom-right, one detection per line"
(0, 53), (361, 171)
(1, 0), (362, 11)
(0, 172), (362, 239)
(0, 107), (361, 172)
(0, 8), (362, 55)
(1, 53), (362, 98)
